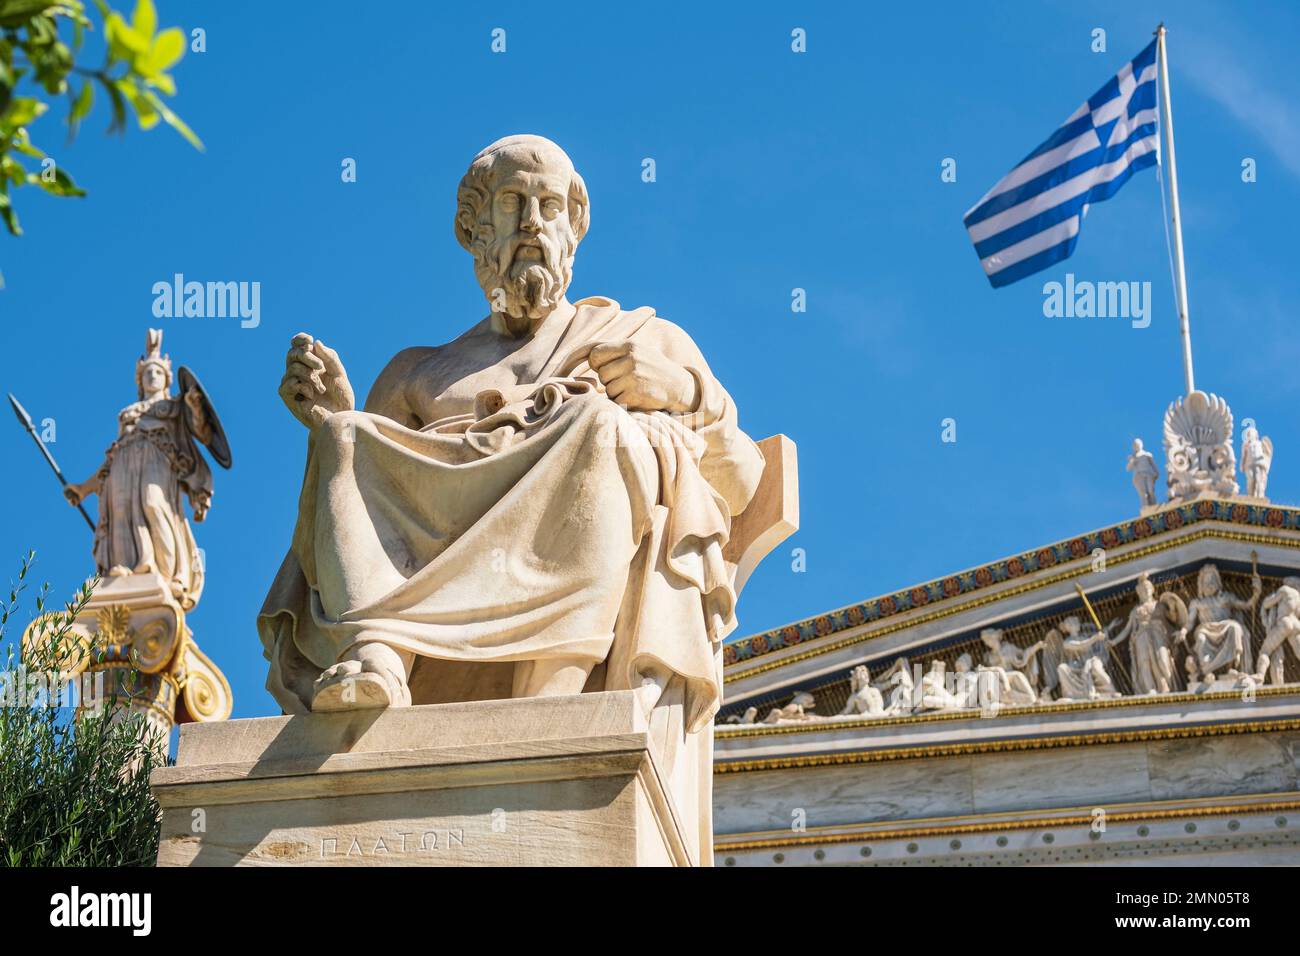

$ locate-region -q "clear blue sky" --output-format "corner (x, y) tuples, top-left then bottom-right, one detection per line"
(3, 1), (1298, 718)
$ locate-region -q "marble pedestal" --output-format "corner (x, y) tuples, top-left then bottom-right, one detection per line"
(150, 688), (697, 866)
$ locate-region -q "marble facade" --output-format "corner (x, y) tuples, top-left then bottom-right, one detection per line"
(715, 404), (1300, 865)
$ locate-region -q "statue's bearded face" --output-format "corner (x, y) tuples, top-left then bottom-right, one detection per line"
(1198, 565), (1221, 597)
(457, 138), (591, 334)
(468, 155), (578, 328)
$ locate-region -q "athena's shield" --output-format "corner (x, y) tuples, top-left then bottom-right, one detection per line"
(1158, 591), (1190, 634)
(178, 365), (232, 469)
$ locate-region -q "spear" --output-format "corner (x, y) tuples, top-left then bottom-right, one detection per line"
(1075, 581), (1135, 691)
(7, 393), (95, 531)
(1251, 549), (1261, 648)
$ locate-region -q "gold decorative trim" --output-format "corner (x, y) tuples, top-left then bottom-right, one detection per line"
(714, 797), (1300, 852)
(717, 685), (1300, 738)
(726, 526), (1300, 684)
(713, 717), (1300, 772)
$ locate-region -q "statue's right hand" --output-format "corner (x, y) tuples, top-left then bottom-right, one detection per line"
(279, 333), (356, 427)
(63, 484), (82, 506)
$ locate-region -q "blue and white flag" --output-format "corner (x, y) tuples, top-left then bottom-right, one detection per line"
(964, 39), (1159, 288)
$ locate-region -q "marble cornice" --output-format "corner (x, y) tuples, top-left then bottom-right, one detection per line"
(713, 716), (1300, 772)
(715, 685), (1300, 739)
(713, 793), (1300, 852)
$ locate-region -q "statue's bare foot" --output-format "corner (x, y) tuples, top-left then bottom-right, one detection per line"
(312, 642), (413, 712)
(108, 565), (132, 577)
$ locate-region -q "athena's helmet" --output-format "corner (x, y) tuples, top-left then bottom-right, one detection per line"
(136, 328), (174, 400)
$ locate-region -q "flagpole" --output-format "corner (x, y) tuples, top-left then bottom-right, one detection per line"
(1156, 24), (1196, 396)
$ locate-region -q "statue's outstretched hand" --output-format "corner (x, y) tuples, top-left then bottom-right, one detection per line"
(586, 340), (698, 413)
(280, 333), (356, 427)
(64, 476), (98, 505)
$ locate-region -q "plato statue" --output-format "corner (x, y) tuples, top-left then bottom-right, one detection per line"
(258, 135), (765, 743)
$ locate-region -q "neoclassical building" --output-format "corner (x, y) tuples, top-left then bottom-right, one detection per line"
(714, 391), (1300, 866)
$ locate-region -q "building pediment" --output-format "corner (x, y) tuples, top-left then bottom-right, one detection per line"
(722, 499), (1300, 710)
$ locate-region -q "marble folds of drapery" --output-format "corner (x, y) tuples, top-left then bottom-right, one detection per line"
(95, 399), (210, 609)
(258, 299), (765, 739)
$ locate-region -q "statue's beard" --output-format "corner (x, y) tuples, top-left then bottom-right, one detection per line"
(474, 230), (573, 327)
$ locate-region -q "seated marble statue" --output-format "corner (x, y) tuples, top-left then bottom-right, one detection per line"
(1042, 615), (1123, 701)
(875, 656), (917, 714)
(257, 135), (764, 742)
(1184, 563), (1260, 684)
(837, 664), (887, 717)
(979, 627), (1044, 702)
(918, 658), (968, 711)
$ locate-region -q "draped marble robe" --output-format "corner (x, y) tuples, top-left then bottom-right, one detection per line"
(258, 296), (764, 863)
(94, 396), (211, 609)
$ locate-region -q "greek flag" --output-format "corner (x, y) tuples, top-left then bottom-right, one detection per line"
(964, 39), (1159, 288)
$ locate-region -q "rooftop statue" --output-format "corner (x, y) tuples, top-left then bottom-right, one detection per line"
(1163, 390), (1238, 499)
(1126, 437), (1159, 509)
(1240, 425), (1273, 500)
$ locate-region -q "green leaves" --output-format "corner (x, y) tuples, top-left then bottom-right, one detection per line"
(35, 163), (84, 196)
(66, 76), (91, 135)
(0, 1), (64, 29)
(105, 0), (184, 85)
(101, 0), (197, 146)
(143, 82), (197, 148)
(128, 0), (151, 37)
(2, 96), (46, 130)
(0, 558), (164, 867)
(2, 0), (201, 236)
(0, 188), (20, 235)
(146, 26), (182, 75)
